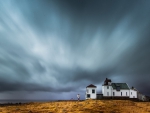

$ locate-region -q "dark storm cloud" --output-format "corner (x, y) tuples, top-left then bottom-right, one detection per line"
(0, 0), (150, 99)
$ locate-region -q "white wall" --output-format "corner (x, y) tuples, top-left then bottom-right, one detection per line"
(102, 85), (112, 96)
(102, 85), (130, 97)
(102, 84), (137, 98)
(85, 87), (97, 99)
(129, 89), (137, 98)
(112, 89), (129, 97)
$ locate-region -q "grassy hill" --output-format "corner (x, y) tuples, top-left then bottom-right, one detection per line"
(0, 100), (150, 113)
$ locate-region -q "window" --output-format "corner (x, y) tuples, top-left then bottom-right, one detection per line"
(116, 86), (120, 91)
(87, 94), (90, 98)
(107, 92), (109, 96)
(131, 92), (132, 95)
(87, 89), (89, 93)
(133, 96), (135, 98)
(113, 92), (115, 96)
(126, 92), (127, 96)
(92, 89), (95, 93)
(107, 86), (109, 89)
(121, 92), (122, 96)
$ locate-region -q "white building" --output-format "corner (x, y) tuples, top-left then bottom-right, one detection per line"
(85, 84), (97, 99)
(130, 87), (137, 98)
(84, 78), (147, 100)
(102, 78), (137, 98)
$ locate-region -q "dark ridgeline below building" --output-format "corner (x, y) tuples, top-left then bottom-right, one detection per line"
(96, 94), (103, 99)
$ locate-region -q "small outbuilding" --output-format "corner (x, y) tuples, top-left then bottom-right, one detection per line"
(130, 86), (137, 98)
(85, 84), (97, 99)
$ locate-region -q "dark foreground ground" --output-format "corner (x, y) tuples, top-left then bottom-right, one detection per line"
(0, 100), (150, 113)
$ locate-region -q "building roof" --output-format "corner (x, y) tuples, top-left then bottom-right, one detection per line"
(111, 83), (130, 89)
(86, 84), (97, 88)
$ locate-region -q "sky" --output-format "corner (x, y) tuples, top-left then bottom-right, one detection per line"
(0, 0), (150, 100)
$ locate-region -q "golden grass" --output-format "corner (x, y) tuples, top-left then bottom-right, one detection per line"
(0, 100), (150, 113)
